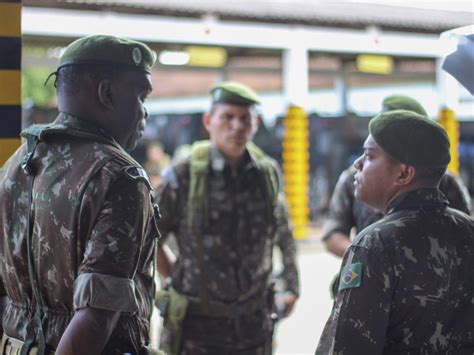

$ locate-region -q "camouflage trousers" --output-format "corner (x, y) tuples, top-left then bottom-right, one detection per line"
(176, 312), (273, 355)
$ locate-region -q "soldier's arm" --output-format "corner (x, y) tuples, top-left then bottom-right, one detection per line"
(324, 232), (352, 257)
(274, 197), (300, 315)
(71, 164), (155, 352)
(157, 244), (176, 279)
(0, 297), (7, 336)
(322, 241), (394, 353)
(154, 167), (181, 278)
(56, 308), (120, 354)
(439, 172), (472, 215)
(321, 168), (356, 257)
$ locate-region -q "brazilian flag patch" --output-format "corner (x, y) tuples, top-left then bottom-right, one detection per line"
(338, 262), (362, 291)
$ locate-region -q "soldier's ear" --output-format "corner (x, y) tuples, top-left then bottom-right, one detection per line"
(251, 114), (260, 136)
(202, 112), (212, 133)
(97, 79), (114, 109)
(395, 164), (416, 186)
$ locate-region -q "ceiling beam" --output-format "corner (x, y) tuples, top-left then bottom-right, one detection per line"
(22, 7), (447, 58)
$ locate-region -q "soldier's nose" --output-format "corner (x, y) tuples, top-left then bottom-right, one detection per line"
(353, 155), (363, 170)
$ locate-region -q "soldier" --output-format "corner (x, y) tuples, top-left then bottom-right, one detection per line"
(316, 110), (474, 354)
(0, 35), (160, 354)
(322, 95), (471, 259)
(154, 82), (300, 354)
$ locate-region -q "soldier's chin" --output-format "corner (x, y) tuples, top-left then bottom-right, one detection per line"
(127, 131), (144, 151)
(124, 137), (139, 152)
(354, 188), (363, 202)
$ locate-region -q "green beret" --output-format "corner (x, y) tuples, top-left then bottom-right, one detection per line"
(58, 35), (156, 73)
(382, 95), (427, 117)
(369, 110), (450, 168)
(210, 81), (260, 106)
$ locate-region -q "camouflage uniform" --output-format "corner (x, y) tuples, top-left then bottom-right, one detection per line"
(0, 113), (159, 353)
(316, 188), (474, 354)
(322, 166), (472, 242)
(155, 144), (299, 352)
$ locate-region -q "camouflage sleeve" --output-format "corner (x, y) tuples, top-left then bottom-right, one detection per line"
(321, 168), (356, 241)
(275, 197), (300, 297)
(317, 239), (394, 354)
(74, 166), (154, 313)
(439, 172), (472, 215)
(153, 166), (181, 242)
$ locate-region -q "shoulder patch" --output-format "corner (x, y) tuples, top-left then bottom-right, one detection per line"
(121, 166), (152, 190)
(338, 262), (363, 291)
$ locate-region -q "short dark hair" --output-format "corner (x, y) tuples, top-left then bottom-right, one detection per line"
(415, 166), (447, 186)
(56, 64), (119, 96)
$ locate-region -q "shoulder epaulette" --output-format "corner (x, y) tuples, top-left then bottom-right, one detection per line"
(20, 123), (145, 185)
(121, 166), (153, 191)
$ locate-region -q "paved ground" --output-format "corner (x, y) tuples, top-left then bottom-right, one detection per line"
(274, 238), (341, 354)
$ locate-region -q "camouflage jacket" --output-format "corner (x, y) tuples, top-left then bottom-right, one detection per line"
(316, 188), (474, 354)
(155, 144), (299, 345)
(321, 166), (472, 241)
(0, 113), (159, 353)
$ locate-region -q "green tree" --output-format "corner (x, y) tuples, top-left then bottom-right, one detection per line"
(22, 67), (56, 107)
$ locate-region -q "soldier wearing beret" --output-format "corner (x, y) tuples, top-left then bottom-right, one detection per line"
(154, 81), (300, 354)
(322, 95), (471, 262)
(0, 35), (160, 354)
(316, 110), (474, 354)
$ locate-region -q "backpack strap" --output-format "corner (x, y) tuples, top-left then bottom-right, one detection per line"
(186, 141), (212, 313)
(247, 141), (280, 215)
(19, 128), (48, 355)
(246, 142), (280, 274)
(187, 141), (212, 230)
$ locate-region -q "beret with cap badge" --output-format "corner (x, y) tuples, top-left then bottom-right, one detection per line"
(369, 109), (451, 168)
(58, 35), (156, 73)
(381, 94), (427, 117)
(210, 81), (261, 106)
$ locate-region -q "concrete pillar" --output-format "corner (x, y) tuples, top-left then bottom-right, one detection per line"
(282, 43), (310, 239)
(283, 44), (309, 107)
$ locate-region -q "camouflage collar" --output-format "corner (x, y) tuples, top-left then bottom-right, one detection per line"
(386, 188), (449, 215)
(54, 112), (111, 140)
(209, 145), (253, 174)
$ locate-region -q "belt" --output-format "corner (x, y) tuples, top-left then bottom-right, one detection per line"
(186, 294), (268, 318)
(1, 335), (54, 355)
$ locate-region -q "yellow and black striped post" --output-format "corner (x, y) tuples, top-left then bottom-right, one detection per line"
(0, 0), (22, 166)
(282, 105), (309, 240)
(438, 107), (460, 176)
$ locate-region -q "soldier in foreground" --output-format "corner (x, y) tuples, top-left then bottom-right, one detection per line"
(316, 110), (474, 354)
(322, 95), (471, 260)
(154, 82), (300, 354)
(0, 35), (160, 354)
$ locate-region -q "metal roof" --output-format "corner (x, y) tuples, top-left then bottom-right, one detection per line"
(24, 0), (474, 33)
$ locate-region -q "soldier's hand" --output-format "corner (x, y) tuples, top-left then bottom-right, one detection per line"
(281, 292), (298, 316)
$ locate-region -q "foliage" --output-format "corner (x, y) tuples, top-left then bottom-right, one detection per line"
(22, 67), (57, 107)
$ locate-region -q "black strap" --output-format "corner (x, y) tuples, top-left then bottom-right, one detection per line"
(20, 133), (48, 355)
